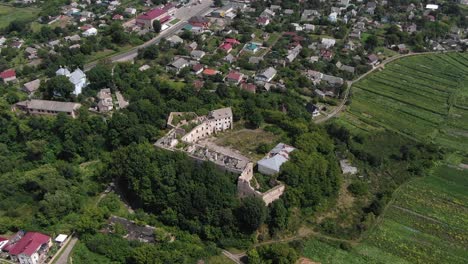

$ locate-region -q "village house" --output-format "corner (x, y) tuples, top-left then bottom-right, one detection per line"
(0, 69), (17, 84)
(166, 35), (184, 46)
(255, 67), (277, 83)
(82, 27), (98, 37)
(56, 67), (88, 95)
(225, 71), (243, 85)
(13, 100), (82, 118)
(286, 44), (302, 63)
(3, 231), (52, 264)
(22, 79), (40, 95)
(97, 88), (113, 113)
(166, 57), (189, 73)
(192, 63), (204, 75)
(188, 16), (210, 28)
(190, 50), (206, 61)
(258, 143), (296, 175)
(257, 17), (270, 26)
(241, 83), (256, 93)
(367, 54), (380, 66)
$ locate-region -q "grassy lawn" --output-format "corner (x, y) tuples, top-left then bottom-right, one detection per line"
(303, 165), (468, 264)
(0, 4), (40, 29)
(169, 18), (180, 25)
(205, 254), (233, 264)
(213, 126), (280, 161)
(265, 32), (281, 47)
(343, 53), (468, 153)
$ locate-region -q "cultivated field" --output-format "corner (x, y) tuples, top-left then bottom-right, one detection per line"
(0, 4), (40, 29)
(344, 53), (468, 152)
(303, 165), (468, 264)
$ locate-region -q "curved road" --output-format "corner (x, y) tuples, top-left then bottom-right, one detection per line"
(314, 51), (444, 124)
(84, 0), (213, 71)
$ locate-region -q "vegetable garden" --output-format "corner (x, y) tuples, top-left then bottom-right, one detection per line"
(346, 53), (468, 152)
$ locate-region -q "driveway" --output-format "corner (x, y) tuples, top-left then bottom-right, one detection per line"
(53, 238), (78, 264)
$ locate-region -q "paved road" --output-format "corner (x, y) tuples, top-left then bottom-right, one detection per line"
(314, 51), (444, 124)
(222, 250), (244, 264)
(84, 0), (213, 71)
(54, 238), (78, 264)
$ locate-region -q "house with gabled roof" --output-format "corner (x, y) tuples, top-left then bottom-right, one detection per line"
(4, 231), (52, 264)
(0, 69), (16, 83)
(258, 143), (295, 175)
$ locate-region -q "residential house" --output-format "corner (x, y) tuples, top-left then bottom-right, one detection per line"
(82, 27), (98, 37)
(260, 8), (275, 18)
(219, 43), (232, 53)
(97, 88), (113, 113)
(301, 9), (319, 21)
(166, 57), (189, 73)
(188, 16), (210, 28)
(340, 64), (355, 74)
(255, 67), (277, 83)
(13, 100), (82, 118)
(113, 14), (124, 20)
(257, 143), (295, 175)
(5, 231), (52, 264)
(190, 50), (206, 61)
(125, 7), (137, 15)
(257, 17), (270, 26)
(320, 49), (333, 61)
(56, 67), (87, 95)
(328, 12), (338, 23)
(22, 79), (40, 95)
(202, 68), (218, 77)
(64, 34), (81, 42)
(224, 54), (236, 63)
(367, 54), (380, 66)
(167, 35), (184, 46)
(0, 69), (17, 83)
(138, 65), (150, 71)
(321, 38), (336, 49)
(286, 44), (302, 63)
(306, 103), (320, 117)
(225, 71), (243, 85)
(25, 47), (38, 60)
(192, 63), (204, 75)
(322, 74), (344, 86)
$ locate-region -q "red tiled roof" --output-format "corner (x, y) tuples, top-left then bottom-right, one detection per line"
(137, 8), (166, 20)
(192, 63), (204, 72)
(9, 232), (50, 257)
(225, 38), (240, 45)
(0, 237), (7, 242)
(203, 68), (217, 75)
(0, 69), (16, 79)
(227, 71), (242, 81)
(113, 14), (123, 20)
(220, 43), (232, 51)
(159, 15), (171, 23)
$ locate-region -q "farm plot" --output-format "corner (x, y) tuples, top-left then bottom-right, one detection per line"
(0, 4), (40, 29)
(347, 53), (468, 152)
(303, 165), (468, 264)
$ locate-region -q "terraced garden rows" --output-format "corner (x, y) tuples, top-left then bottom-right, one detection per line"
(303, 166), (468, 264)
(348, 53), (468, 152)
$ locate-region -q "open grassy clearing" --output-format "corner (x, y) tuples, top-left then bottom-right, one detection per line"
(345, 53), (468, 152)
(304, 165), (468, 264)
(213, 126), (280, 161)
(0, 4), (40, 29)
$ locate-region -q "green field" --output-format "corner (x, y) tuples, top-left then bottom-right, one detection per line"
(304, 165), (468, 263)
(345, 53), (468, 152)
(0, 4), (40, 29)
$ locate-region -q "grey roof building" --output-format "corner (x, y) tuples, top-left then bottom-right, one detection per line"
(257, 143), (295, 175)
(14, 100), (82, 118)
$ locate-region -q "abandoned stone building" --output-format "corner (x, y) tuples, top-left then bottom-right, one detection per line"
(155, 107), (285, 205)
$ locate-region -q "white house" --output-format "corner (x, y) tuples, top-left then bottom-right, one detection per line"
(56, 67), (88, 95)
(255, 67), (277, 83)
(82, 27), (97, 37)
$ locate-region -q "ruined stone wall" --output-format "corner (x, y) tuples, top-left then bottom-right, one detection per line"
(261, 184), (285, 205)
